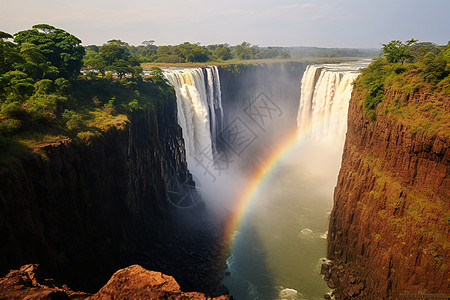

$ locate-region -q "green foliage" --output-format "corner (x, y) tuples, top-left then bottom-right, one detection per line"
(0, 25), (174, 162)
(149, 67), (166, 82)
(177, 42), (210, 62)
(357, 40), (450, 121)
(357, 58), (386, 117)
(127, 99), (142, 112)
(83, 50), (108, 76)
(131, 66), (143, 78)
(27, 79), (69, 117)
(63, 109), (85, 132)
(409, 42), (441, 61)
(0, 24), (86, 135)
(0, 34), (23, 75)
(212, 44), (232, 61)
(232, 42), (255, 60)
(109, 41), (291, 64)
(382, 39), (417, 64)
(13, 24), (85, 79)
(421, 52), (447, 83)
(99, 43), (130, 66)
(0, 102), (26, 135)
(84, 41), (140, 78)
(0, 71), (34, 102)
(108, 59), (133, 79)
(154, 54), (185, 63)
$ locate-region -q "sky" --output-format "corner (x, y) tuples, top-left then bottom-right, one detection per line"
(1, 0), (449, 48)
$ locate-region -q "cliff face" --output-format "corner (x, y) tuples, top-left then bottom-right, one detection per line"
(327, 87), (449, 298)
(0, 96), (189, 291)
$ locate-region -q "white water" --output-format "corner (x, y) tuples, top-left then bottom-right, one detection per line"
(223, 61), (370, 300)
(162, 61), (370, 299)
(297, 61), (369, 144)
(163, 66), (223, 178)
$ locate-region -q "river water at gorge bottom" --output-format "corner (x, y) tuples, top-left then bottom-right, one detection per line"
(222, 141), (342, 300)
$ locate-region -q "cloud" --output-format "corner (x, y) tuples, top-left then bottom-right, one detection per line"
(301, 3), (314, 8)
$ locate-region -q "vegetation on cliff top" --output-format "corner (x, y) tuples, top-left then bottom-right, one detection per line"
(85, 41), (291, 64)
(355, 39), (450, 137)
(0, 25), (173, 165)
(85, 40), (378, 65)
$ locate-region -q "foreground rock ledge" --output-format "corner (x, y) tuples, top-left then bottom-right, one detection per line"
(0, 264), (231, 299)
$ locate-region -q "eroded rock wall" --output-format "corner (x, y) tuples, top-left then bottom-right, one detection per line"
(0, 96), (189, 291)
(327, 88), (449, 298)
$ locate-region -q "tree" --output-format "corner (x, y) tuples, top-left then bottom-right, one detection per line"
(85, 45), (99, 52)
(0, 71), (34, 102)
(99, 44), (130, 66)
(149, 67), (166, 82)
(382, 39), (417, 64)
(13, 25), (85, 79)
(131, 66), (143, 78)
(84, 50), (108, 76)
(142, 40), (156, 48)
(107, 39), (129, 47)
(213, 44), (232, 61)
(18, 42), (51, 80)
(232, 42), (255, 60)
(0, 31), (23, 75)
(409, 42), (440, 61)
(108, 60), (133, 79)
(0, 31), (13, 40)
(98, 42), (140, 78)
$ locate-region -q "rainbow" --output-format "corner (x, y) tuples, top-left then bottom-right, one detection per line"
(223, 123), (316, 247)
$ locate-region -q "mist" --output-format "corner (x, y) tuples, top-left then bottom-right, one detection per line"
(159, 60), (368, 299)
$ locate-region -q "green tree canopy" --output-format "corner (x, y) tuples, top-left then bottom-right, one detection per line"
(82, 41), (140, 78)
(382, 39), (417, 64)
(0, 32), (23, 74)
(13, 24), (85, 79)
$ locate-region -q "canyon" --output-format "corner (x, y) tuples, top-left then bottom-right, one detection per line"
(0, 60), (448, 299)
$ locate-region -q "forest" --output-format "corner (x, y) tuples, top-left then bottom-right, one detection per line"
(84, 41), (380, 64)
(0, 25), (171, 165)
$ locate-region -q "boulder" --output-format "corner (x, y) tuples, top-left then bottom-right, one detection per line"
(0, 264), (231, 300)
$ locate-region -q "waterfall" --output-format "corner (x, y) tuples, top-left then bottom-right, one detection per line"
(297, 61), (370, 143)
(204, 66), (224, 154)
(162, 66), (223, 177)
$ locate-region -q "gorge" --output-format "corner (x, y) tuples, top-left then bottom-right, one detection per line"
(0, 59), (448, 300)
(159, 61), (371, 299)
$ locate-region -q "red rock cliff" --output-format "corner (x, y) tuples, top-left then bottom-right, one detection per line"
(326, 86), (449, 298)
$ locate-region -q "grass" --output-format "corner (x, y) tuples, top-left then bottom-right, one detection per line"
(354, 54), (450, 137)
(380, 98), (450, 138)
(358, 151), (450, 266)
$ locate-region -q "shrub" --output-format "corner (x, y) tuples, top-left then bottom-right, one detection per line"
(1, 102), (27, 119)
(29, 93), (67, 116)
(421, 53), (447, 83)
(102, 99), (116, 115)
(62, 109), (85, 132)
(127, 99), (141, 112)
(358, 58), (386, 116)
(0, 118), (22, 135)
(0, 71), (34, 102)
